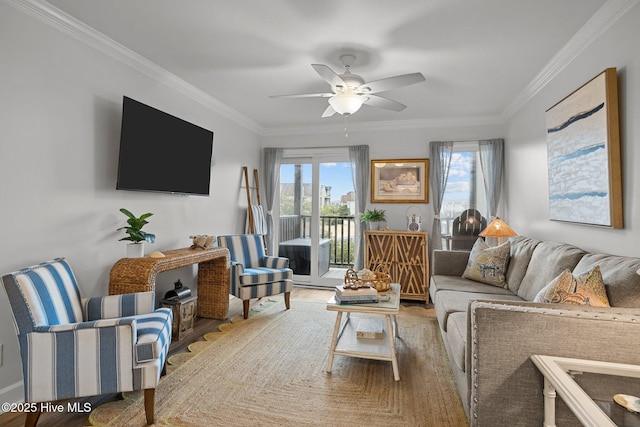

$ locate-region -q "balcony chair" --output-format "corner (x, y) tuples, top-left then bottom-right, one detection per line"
(451, 209), (487, 250)
(217, 234), (293, 319)
(1, 258), (172, 427)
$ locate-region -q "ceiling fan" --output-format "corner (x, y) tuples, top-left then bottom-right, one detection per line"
(270, 54), (425, 118)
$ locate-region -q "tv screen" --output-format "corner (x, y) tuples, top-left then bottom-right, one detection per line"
(116, 96), (214, 196)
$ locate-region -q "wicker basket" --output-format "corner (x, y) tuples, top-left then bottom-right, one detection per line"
(343, 266), (391, 292)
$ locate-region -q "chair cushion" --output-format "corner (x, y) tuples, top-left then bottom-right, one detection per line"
(239, 267), (292, 286)
(3, 258), (83, 328)
(218, 234), (265, 269)
(133, 308), (173, 363)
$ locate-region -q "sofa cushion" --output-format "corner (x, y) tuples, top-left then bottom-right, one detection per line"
(505, 236), (541, 294)
(431, 275), (514, 296)
(431, 250), (471, 276)
(573, 254), (640, 307)
(533, 266), (610, 307)
(447, 312), (468, 373)
(462, 239), (510, 288)
(434, 290), (523, 332)
(517, 241), (586, 301)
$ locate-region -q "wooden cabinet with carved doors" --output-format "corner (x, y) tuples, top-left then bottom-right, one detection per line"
(364, 231), (429, 301)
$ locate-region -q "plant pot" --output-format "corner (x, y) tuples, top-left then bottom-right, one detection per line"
(127, 242), (145, 258)
(368, 221), (381, 231)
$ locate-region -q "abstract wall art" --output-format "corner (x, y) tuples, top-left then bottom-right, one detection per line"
(545, 68), (622, 228)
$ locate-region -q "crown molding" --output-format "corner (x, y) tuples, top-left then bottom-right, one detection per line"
(500, 0), (639, 120)
(262, 115), (504, 137)
(9, 0), (637, 136)
(8, 0), (265, 134)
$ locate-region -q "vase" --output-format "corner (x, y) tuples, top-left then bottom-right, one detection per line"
(368, 221), (381, 231)
(127, 242), (145, 258)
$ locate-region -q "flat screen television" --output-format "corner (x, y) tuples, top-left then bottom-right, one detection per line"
(116, 96), (214, 196)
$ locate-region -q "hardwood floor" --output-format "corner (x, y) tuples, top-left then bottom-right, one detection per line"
(0, 286), (426, 426)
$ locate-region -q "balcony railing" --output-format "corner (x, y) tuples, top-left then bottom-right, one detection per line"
(279, 215), (356, 268)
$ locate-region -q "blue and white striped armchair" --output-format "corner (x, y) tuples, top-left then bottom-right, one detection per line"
(217, 234), (293, 319)
(1, 258), (172, 426)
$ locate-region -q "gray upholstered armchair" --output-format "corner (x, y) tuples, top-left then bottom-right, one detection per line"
(1, 258), (172, 426)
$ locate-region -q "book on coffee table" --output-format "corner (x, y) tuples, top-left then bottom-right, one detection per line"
(335, 294), (380, 305)
(335, 284), (378, 297)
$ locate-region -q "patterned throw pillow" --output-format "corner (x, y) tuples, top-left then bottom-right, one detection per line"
(533, 265), (610, 307)
(462, 238), (511, 288)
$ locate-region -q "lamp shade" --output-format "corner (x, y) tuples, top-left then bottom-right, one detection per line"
(328, 92), (364, 115)
(478, 217), (517, 238)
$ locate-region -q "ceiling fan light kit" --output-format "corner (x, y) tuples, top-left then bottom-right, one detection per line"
(328, 92), (365, 115)
(270, 54), (425, 119)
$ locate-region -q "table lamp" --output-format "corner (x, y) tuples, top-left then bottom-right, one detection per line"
(478, 217), (517, 245)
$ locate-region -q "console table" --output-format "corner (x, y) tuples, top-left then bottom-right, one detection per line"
(109, 247), (230, 319)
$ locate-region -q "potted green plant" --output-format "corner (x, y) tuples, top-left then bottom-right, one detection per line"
(117, 208), (156, 257)
(361, 208), (386, 230)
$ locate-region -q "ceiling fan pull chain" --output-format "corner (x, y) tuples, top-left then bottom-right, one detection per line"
(344, 115), (349, 138)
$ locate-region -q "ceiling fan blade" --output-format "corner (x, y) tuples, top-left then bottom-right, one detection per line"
(311, 64), (347, 89)
(321, 105), (336, 118)
(357, 72), (425, 94)
(363, 94), (406, 112)
(269, 92), (333, 99)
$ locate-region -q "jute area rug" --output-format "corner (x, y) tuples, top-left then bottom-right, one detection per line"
(90, 296), (467, 427)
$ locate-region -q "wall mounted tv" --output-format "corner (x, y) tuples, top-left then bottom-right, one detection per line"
(116, 96), (214, 196)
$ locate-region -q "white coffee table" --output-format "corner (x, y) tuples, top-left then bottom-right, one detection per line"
(531, 354), (640, 427)
(326, 283), (401, 381)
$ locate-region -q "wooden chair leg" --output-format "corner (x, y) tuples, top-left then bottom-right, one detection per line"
(25, 407), (41, 427)
(243, 300), (250, 319)
(144, 388), (155, 425)
(284, 291), (291, 310)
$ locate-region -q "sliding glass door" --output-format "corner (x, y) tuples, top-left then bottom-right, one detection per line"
(277, 149), (355, 287)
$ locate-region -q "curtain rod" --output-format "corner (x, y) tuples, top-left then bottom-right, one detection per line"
(431, 138), (503, 143)
(265, 145), (365, 150)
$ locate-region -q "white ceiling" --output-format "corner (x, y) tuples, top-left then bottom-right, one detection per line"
(44, 0), (610, 133)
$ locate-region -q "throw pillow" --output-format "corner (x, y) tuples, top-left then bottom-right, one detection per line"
(533, 265), (610, 307)
(462, 238), (510, 288)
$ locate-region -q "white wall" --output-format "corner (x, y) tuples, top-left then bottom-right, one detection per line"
(504, 2), (640, 256)
(0, 3), (260, 403)
(262, 123), (503, 232)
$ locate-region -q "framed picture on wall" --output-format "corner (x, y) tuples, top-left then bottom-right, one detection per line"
(545, 68), (623, 228)
(371, 159), (429, 203)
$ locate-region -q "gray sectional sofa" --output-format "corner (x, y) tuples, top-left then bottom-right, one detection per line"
(430, 235), (640, 426)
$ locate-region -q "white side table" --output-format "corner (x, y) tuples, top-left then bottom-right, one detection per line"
(326, 283), (401, 381)
(531, 355), (640, 427)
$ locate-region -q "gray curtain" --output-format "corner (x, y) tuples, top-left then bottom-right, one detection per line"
(262, 147), (283, 255)
(479, 139), (504, 219)
(348, 145), (369, 270)
(429, 141), (454, 253)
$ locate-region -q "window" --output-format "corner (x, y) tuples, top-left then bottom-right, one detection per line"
(441, 145), (488, 245)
